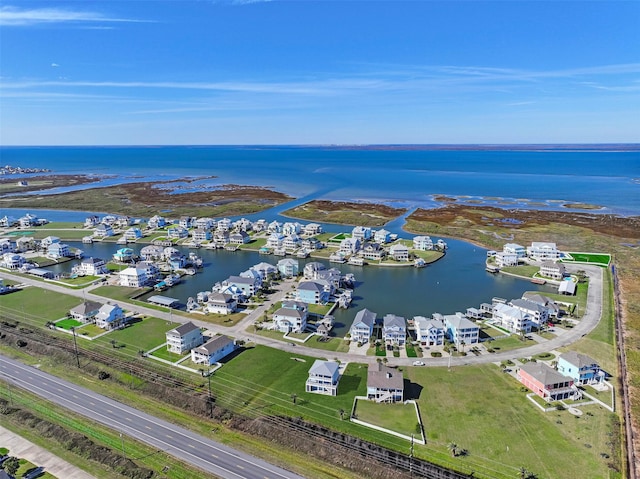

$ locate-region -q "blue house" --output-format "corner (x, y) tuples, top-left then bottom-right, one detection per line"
(443, 314), (479, 345)
(557, 351), (605, 385)
(349, 308), (377, 343)
(296, 280), (331, 304)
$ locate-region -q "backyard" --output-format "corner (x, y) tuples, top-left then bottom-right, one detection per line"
(352, 398), (422, 439)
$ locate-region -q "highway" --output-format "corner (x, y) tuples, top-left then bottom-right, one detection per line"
(0, 354), (306, 479)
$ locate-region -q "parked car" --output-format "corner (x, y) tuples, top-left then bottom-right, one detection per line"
(22, 466), (45, 479)
(412, 360), (425, 366)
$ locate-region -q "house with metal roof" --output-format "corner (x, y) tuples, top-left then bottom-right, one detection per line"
(444, 314), (480, 345)
(69, 300), (103, 323)
(166, 322), (204, 354)
(95, 303), (126, 330)
(382, 314), (406, 346)
(349, 308), (377, 343)
(518, 362), (580, 402)
(305, 360), (340, 396)
(191, 335), (236, 365)
(206, 293), (238, 315)
(367, 363), (404, 403)
(557, 352), (605, 385)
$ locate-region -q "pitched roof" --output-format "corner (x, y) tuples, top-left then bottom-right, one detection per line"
(195, 335), (234, 354)
(368, 363), (404, 390)
(309, 360), (339, 377)
(520, 362), (572, 386)
(170, 321), (200, 336)
(70, 301), (102, 315)
(352, 308), (376, 328)
(510, 298), (547, 314)
(559, 351), (598, 368)
(383, 314), (406, 330)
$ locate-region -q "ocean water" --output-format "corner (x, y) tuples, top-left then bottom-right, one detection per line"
(1, 145), (639, 215)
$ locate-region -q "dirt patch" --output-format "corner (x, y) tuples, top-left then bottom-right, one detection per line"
(283, 200), (407, 227)
(0, 174), (100, 195)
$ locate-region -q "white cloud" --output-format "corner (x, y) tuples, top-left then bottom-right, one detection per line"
(0, 6), (148, 26)
(51, 63), (60, 68)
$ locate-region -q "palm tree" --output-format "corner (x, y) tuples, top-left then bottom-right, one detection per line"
(339, 408), (345, 420)
(447, 442), (459, 457)
(3, 457), (19, 476)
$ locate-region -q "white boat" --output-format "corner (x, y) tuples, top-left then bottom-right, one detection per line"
(414, 258), (426, 268)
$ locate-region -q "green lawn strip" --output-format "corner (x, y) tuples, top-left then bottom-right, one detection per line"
(194, 311), (246, 327)
(56, 275), (101, 287)
(151, 347), (185, 362)
(500, 265), (540, 278)
(27, 229), (92, 241)
(565, 252), (611, 265)
(0, 285), (80, 323)
(92, 316), (179, 352)
(485, 335), (535, 352)
(54, 318), (83, 330)
(307, 303), (333, 315)
(15, 458), (56, 479)
(303, 336), (351, 353)
(37, 222), (85, 229)
(0, 386), (217, 479)
(407, 364), (617, 479)
(75, 324), (104, 338)
(411, 250), (445, 263)
(353, 399), (421, 437)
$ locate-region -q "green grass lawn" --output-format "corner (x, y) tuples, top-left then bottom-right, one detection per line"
(151, 347), (185, 362)
(486, 335), (535, 352)
(0, 286), (81, 323)
(56, 275), (101, 287)
(565, 252), (611, 266)
(353, 399), (421, 438)
(303, 336), (351, 353)
(75, 324), (105, 338)
(28, 229), (92, 240)
(93, 316), (179, 352)
(55, 318), (83, 330)
(406, 364), (619, 479)
(91, 284), (149, 303)
(307, 303), (333, 315)
(500, 265), (540, 278)
(196, 311), (246, 327)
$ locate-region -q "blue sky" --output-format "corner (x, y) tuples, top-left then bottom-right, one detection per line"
(1, 1), (639, 145)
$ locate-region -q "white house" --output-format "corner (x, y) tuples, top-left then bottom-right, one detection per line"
(191, 335), (236, 365)
(493, 303), (533, 334)
(119, 267), (149, 287)
(47, 242), (70, 259)
(413, 236), (433, 251)
(495, 251), (519, 267)
(389, 243), (410, 261)
(75, 257), (108, 276)
(539, 261), (566, 280)
(273, 301), (308, 333)
(305, 360), (340, 396)
(382, 314), (406, 346)
(95, 303), (126, 329)
(352, 226), (372, 242)
(123, 227), (143, 241)
(267, 233), (285, 249)
(277, 258), (299, 277)
(444, 314), (480, 345)
(527, 242), (561, 261)
(207, 293), (238, 315)
(94, 224), (114, 238)
(349, 308), (377, 343)
(339, 237), (361, 255)
(69, 300), (103, 323)
(414, 316), (445, 346)
(509, 298), (549, 326)
(504, 243), (526, 259)
(374, 229), (392, 244)
(166, 322), (204, 354)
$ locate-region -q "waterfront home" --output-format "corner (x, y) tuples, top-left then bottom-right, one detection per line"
(69, 300), (103, 323)
(316, 268), (341, 289)
(179, 216), (194, 229)
(206, 293), (238, 315)
(162, 246), (181, 261)
(413, 235), (433, 251)
(302, 237), (323, 251)
(557, 352), (605, 385)
(223, 275), (261, 298)
(374, 228), (392, 244)
(283, 234), (302, 250)
(123, 227), (143, 241)
(191, 335), (236, 365)
(47, 242), (71, 259)
(267, 220), (282, 233)
(233, 217), (253, 232)
(0, 239), (15, 254)
(253, 219), (267, 232)
(522, 293), (561, 318)
(113, 247), (135, 262)
(444, 314), (480, 345)
(304, 223), (323, 235)
(352, 226), (372, 242)
(277, 258), (299, 278)
(539, 261), (566, 280)
(250, 262), (278, 279)
(101, 215), (117, 226)
(215, 283), (246, 302)
(167, 226), (189, 239)
(213, 230), (230, 244)
(19, 213), (38, 227)
(134, 261), (161, 282)
(147, 215), (166, 229)
(273, 301), (308, 333)
(382, 314), (406, 347)
(360, 242), (385, 261)
(349, 308), (377, 343)
(413, 316), (445, 346)
(367, 363), (404, 403)
(217, 218), (232, 231)
(518, 362), (580, 402)
(503, 243), (526, 259)
(495, 251), (519, 267)
(305, 360), (340, 396)
(230, 231), (251, 245)
(195, 217), (215, 230)
(1, 253), (25, 270)
(0, 215), (18, 227)
(75, 257), (108, 276)
(267, 233), (285, 249)
(40, 236), (60, 248)
(118, 267), (149, 287)
(166, 322), (204, 354)
(340, 237), (361, 255)
(15, 236), (36, 252)
(84, 215), (100, 228)
(296, 280), (331, 304)
(389, 243), (410, 261)
(116, 216), (134, 228)
(140, 245), (164, 261)
(558, 279), (577, 295)
(192, 228), (213, 243)
(303, 262), (326, 279)
(509, 298), (549, 326)
(95, 223), (115, 238)
(493, 303), (533, 334)
(94, 303), (126, 330)
(283, 222), (302, 236)
(527, 242), (561, 261)
(239, 268), (263, 285)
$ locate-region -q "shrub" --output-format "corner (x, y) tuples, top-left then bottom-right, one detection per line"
(430, 351), (442, 357)
(98, 371), (110, 380)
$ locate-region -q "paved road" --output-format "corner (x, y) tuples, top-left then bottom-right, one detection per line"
(0, 355), (306, 479)
(0, 263), (603, 368)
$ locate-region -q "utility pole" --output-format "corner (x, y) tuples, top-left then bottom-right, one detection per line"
(71, 327), (80, 368)
(120, 432), (126, 459)
(409, 434), (414, 477)
(201, 369), (213, 417)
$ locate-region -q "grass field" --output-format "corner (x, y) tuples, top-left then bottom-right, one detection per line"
(55, 318), (83, 330)
(0, 286), (81, 323)
(353, 399), (421, 438)
(92, 316), (179, 352)
(565, 252), (611, 266)
(151, 347), (185, 362)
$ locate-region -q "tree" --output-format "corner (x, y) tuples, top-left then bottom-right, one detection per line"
(291, 393), (297, 405)
(339, 409), (345, 420)
(3, 456), (19, 476)
(447, 442), (459, 457)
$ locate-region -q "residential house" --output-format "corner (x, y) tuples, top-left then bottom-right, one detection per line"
(253, 219), (267, 232)
(557, 352), (605, 385)
(339, 237), (361, 255)
(115, 216), (134, 228)
(296, 280), (331, 304)
(84, 215), (101, 228)
(351, 226), (372, 242)
(217, 218), (232, 231)
(166, 322), (204, 354)
(195, 217), (215, 230)
(277, 258), (299, 277)
(15, 236), (36, 252)
(1, 253), (25, 270)
(230, 231), (250, 245)
(267, 233), (285, 249)
(301, 237), (323, 250)
(95, 303), (126, 329)
(522, 293), (561, 319)
(273, 301), (308, 333)
(305, 360), (340, 396)
(147, 215), (166, 229)
(413, 235), (433, 251)
(233, 217), (253, 232)
(282, 222), (302, 236)
(316, 268), (341, 289)
(40, 236), (60, 249)
(47, 242), (71, 259)
(101, 215), (117, 226)
(167, 226), (189, 239)
(504, 243), (526, 259)
(283, 234), (302, 250)
(349, 308), (377, 343)
(75, 257), (108, 276)
(123, 227), (143, 241)
(389, 243), (410, 261)
(539, 261), (566, 280)
(510, 298), (549, 327)
(0, 215), (18, 227)
(191, 335), (236, 365)
(94, 224), (115, 238)
(382, 314), (406, 346)
(213, 230), (230, 244)
(558, 280), (577, 295)
(518, 362), (580, 402)
(360, 242), (386, 261)
(140, 245), (164, 261)
(113, 247), (135, 262)
(192, 228), (213, 243)
(304, 223), (323, 235)
(69, 300), (103, 323)
(224, 275), (261, 298)
(413, 316), (445, 346)
(267, 220), (282, 233)
(0, 238), (15, 254)
(367, 363), (404, 403)
(527, 242), (561, 261)
(118, 267), (149, 287)
(250, 262), (278, 279)
(303, 262), (326, 279)
(493, 303), (533, 334)
(374, 228), (392, 244)
(206, 293), (238, 315)
(134, 261), (161, 282)
(19, 213), (38, 227)
(179, 216), (194, 229)
(444, 314), (480, 345)
(495, 251), (519, 267)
